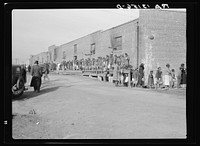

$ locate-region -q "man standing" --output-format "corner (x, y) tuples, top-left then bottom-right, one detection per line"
(180, 63), (187, 88)
(30, 61), (42, 93)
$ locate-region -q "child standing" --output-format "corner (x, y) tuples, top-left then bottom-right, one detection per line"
(113, 59), (120, 87)
(119, 68), (124, 86)
(171, 69), (176, 88)
(124, 73), (129, 87)
(148, 70), (154, 88)
(131, 68), (139, 87)
(155, 67), (163, 89)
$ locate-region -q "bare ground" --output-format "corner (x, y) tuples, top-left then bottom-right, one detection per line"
(12, 73), (186, 139)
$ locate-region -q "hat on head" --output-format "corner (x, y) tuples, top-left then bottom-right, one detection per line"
(140, 63), (144, 66)
(166, 63), (170, 67)
(34, 60), (39, 64)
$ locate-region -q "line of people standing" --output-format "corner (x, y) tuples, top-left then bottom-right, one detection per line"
(112, 61), (187, 89)
(145, 63), (187, 89)
(153, 63), (187, 89)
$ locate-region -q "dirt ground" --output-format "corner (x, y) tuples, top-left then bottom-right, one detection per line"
(12, 72), (186, 139)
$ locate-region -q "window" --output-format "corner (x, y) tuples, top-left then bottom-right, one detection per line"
(114, 36), (122, 51)
(74, 44), (77, 55)
(90, 43), (95, 54)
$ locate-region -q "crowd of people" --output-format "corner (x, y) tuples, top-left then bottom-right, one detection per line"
(25, 52), (186, 92)
(58, 53), (131, 71)
(111, 61), (186, 89)
(132, 63), (187, 89)
(26, 53), (132, 92)
(50, 52), (187, 89)
(153, 63), (187, 89)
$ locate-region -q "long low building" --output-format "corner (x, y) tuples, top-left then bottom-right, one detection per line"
(30, 9), (186, 83)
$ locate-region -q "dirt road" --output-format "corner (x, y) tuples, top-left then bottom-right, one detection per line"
(12, 73), (186, 139)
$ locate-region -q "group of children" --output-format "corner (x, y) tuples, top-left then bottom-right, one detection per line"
(137, 63), (186, 89)
(111, 63), (187, 89)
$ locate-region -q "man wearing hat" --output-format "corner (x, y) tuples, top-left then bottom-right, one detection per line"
(30, 61), (43, 92)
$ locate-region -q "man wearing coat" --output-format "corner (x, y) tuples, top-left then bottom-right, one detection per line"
(30, 61), (42, 93)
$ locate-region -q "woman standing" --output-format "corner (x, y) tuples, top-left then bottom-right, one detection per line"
(137, 63), (145, 87)
(163, 63), (172, 88)
(113, 57), (120, 87)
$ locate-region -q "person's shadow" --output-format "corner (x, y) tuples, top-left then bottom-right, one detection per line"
(12, 86), (61, 101)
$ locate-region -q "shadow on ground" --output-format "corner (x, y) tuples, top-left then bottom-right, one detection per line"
(12, 86), (61, 101)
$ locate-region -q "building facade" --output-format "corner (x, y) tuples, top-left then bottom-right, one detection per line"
(139, 10), (186, 81)
(29, 9), (186, 83)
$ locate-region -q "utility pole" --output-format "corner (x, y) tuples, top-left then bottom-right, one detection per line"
(136, 21), (139, 68)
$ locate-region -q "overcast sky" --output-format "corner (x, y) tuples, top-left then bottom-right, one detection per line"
(12, 9), (140, 64)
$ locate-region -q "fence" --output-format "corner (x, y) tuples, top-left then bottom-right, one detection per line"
(82, 69), (132, 87)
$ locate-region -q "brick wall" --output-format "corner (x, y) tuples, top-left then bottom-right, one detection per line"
(38, 52), (48, 64)
(97, 19), (139, 68)
(55, 31), (102, 63)
(30, 52), (50, 65)
(53, 20), (139, 68)
(139, 9), (186, 84)
(48, 45), (59, 63)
